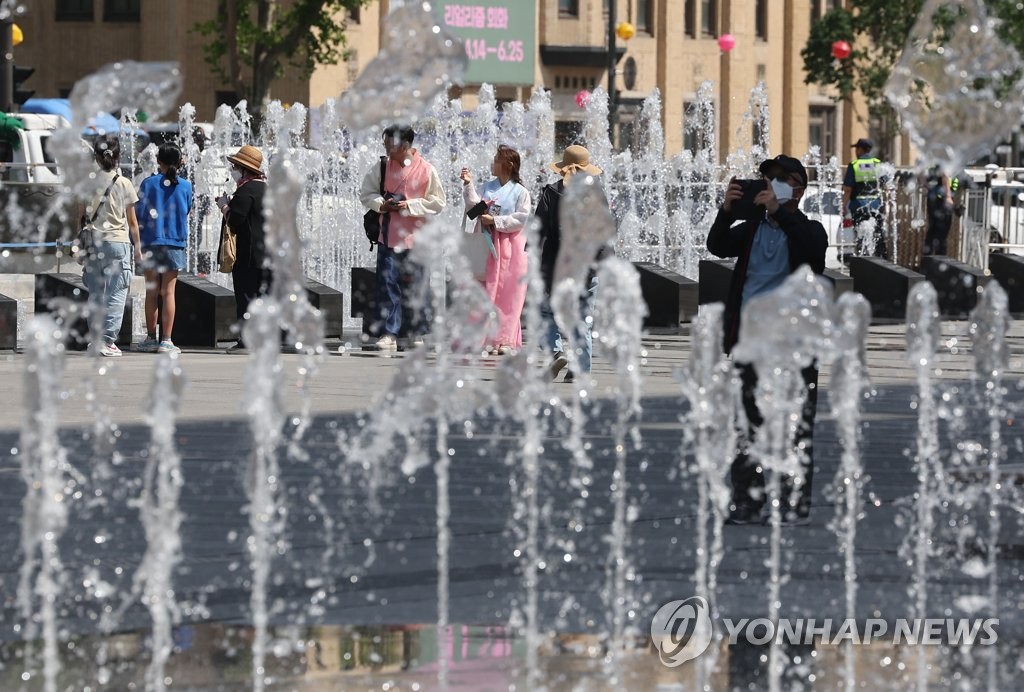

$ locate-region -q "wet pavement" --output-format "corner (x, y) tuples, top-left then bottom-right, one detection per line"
(0, 320), (1022, 689)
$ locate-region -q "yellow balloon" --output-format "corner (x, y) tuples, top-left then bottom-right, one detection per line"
(616, 22), (635, 41)
(11, 23), (22, 46)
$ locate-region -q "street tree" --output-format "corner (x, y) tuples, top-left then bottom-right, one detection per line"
(195, 0), (371, 115)
(802, 0), (1024, 142)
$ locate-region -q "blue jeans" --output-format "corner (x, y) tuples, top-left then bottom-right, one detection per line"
(542, 276), (597, 374)
(83, 241), (133, 344)
(374, 245), (431, 337)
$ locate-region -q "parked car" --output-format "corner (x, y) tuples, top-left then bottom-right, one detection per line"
(799, 183), (847, 267)
(987, 181), (1024, 246)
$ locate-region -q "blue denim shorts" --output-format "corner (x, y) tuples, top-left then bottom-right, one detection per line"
(142, 245), (187, 272)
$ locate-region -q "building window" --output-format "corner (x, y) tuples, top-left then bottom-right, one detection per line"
(683, 101), (715, 154)
(755, 0), (767, 40)
(808, 106), (837, 165)
(103, 0), (140, 21)
(559, 0), (579, 16)
(685, 0), (696, 38)
(56, 0), (93, 21)
(348, 7), (360, 23)
(604, 0), (611, 17)
(637, 0), (653, 35)
(555, 121), (583, 152)
(700, 0), (717, 38)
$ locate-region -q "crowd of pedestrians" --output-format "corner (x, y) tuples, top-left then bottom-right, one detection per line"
(80, 123), (893, 526)
(78, 126), (612, 381)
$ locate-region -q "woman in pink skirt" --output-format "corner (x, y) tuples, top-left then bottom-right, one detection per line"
(460, 145), (531, 354)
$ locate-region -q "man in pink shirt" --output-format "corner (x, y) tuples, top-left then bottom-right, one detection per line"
(359, 125), (447, 350)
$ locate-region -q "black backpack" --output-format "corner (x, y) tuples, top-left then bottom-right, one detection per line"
(362, 157), (387, 250)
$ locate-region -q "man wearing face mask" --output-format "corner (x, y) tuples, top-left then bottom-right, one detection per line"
(707, 155), (828, 527)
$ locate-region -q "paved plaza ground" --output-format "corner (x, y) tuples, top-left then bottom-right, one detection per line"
(0, 320), (1022, 690)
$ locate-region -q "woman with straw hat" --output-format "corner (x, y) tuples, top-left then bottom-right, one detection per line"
(217, 144), (268, 353)
(534, 144), (609, 383)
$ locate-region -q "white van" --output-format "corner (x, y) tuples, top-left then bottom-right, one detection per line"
(0, 113), (70, 244)
(1, 113), (66, 184)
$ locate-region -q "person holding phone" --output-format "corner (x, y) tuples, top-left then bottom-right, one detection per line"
(707, 155), (828, 527)
(460, 144), (531, 356)
(359, 125), (446, 351)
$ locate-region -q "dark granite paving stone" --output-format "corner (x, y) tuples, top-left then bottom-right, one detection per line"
(0, 360), (1020, 655)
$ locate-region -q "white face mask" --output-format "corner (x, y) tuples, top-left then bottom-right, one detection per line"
(230, 168), (243, 183)
(771, 178), (794, 203)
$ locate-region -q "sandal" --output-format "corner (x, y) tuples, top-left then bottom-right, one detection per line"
(496, 344), (513, 356)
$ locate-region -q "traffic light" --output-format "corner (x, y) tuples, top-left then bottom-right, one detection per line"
(12, 65), (33, 107)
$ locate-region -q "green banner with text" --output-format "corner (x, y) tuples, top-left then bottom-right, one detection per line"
(436, 0), (536, 86)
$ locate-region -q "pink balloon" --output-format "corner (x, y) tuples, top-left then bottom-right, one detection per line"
(718, 33), (736, 53)
(575, 90), (590, 109)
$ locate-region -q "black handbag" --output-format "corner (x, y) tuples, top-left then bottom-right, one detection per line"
(363, 157), (387, 250)
(74, 171), (119, 262)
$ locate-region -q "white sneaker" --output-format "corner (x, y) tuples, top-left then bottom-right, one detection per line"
(99, 342), (122, 357)
(411, 336), (425, 348)
(373, 334), (398, 351)
(157, 339), (180, 354)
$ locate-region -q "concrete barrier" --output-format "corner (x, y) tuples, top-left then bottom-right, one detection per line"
(34, 273), (132, 348)
(987, 253), (1024, 316)
(698, 259), (735, 306)
(351, 267), (377, 338)
(174, 274), (236, 348)
(823, 268), (854, 300)
(0, 292), (16, 349)
(919, 255), (987, 317)
(304, 279), (344, 339)
(848, 257), (925, 320)
(633, 261), (698, 330)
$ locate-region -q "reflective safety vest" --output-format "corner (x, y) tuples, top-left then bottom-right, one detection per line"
(851, 157), (882, 199)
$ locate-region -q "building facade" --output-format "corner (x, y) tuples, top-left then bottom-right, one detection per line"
(18, 0), (886, 169)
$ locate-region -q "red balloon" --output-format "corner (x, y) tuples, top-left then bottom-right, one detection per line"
(718, 34), (736, 53)
(831, 40), (852, 60)
(575, 90), (590, 109)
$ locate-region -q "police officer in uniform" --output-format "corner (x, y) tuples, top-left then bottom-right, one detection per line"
(922, 165), (954, 256)
(841, 138), (886, 258)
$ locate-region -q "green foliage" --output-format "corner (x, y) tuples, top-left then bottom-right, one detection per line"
(802, 0), (1024, 124)
(194, 0), (370, 112)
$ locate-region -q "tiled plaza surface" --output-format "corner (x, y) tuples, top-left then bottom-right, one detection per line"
(0, 320), (1021, 689)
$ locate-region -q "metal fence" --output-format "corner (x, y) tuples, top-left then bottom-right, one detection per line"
(889, 168), (1024, 272)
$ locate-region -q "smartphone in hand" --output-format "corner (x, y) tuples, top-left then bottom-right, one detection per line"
(731, 179), (767, 221)
(466, 200), (488, 220)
